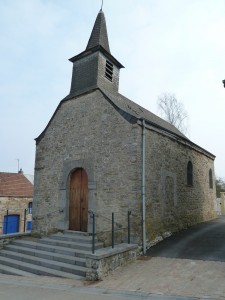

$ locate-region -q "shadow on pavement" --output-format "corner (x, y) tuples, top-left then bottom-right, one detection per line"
(147, 217), (225, 262)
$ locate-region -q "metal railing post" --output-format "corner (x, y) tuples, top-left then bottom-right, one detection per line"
(92, 213), (95, 254)
(112, 212), (114, 248)
(128, 210), (131, 244)
(23, 209), (27, 232)
(5, 209), (9, 234)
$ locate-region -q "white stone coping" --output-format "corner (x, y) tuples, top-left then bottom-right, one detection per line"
(86, 243), (138, 260)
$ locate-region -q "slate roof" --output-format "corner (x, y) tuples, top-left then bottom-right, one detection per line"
(101, 89), (187, 138)
(100, 89), (215, 158)
(86, 9), (110, 53)
(0, 172), (33, 197)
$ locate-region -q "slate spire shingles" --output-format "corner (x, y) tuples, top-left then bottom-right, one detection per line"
(86, 9), (110, 53)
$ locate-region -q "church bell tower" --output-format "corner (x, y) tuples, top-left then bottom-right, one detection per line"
(68, 9), (124, 97)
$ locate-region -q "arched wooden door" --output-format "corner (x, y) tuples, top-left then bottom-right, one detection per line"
(69, 168), (88, 232)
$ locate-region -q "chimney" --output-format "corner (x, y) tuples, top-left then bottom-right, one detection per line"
(18, 168), (23, 174)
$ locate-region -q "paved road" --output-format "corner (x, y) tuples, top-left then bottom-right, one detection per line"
(147, 217), (225, 261)
(0, 276), (202, 300)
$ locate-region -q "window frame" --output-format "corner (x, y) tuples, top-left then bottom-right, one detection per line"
(187, 161), (193, 187)
(28, 202), (32, 214)
(209, 168), (213, 189)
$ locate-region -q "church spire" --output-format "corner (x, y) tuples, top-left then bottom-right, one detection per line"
(86, 9), (110, 53)
(68, 9), (124, 97)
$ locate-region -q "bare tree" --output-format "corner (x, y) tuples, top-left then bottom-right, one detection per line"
(157, 93), (189, 135)
(216, 176), (225, 198)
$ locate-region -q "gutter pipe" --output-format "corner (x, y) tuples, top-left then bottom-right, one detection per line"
(141, 119), (146, 255)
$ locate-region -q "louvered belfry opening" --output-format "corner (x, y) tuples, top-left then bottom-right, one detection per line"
(105, 60), (113, 81)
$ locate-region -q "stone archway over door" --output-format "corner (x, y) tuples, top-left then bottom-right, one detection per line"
(69, 168), (88, 232)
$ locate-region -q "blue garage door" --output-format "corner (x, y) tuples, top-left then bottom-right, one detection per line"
(3, 215), (20, 234)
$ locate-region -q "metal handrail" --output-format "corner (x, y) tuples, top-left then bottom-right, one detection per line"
(88, 210), (132, 253)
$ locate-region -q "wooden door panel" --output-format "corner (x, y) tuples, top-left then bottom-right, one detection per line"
(69, 169), (88, 231)
(69, 188), (80, 231)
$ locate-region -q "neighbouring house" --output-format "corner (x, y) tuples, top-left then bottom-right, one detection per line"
(0, 170), (33, 234)
(33, 9), (216, 250)
(221, 192), (225, 214)
(216, 192), (225, 215)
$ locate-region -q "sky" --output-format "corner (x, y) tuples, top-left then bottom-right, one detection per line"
(0, 0), (225, 177)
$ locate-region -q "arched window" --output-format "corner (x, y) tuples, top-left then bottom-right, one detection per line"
(187, 161), (193, 186)
(209, 169), (213, 189)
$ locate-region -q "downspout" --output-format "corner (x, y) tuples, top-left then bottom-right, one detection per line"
(141, 119), (146, 255)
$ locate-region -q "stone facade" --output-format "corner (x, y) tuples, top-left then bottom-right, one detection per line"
(0, 196), (32, 234)
(0, 171), (33, 235)
(143, 124), (216, 246)
(33, 9), (216, 249)
(33, 90), (139, 239)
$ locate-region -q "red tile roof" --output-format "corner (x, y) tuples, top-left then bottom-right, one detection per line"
(0, 172), (33, 197)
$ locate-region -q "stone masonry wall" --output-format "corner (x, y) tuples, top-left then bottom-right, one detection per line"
(0, 197), (33, 234)
(33, 90), (140, 241)
(143, 124), (216, 246)
(86, 244), (139, 281)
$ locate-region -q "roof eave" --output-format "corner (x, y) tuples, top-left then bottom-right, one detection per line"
(69, 45), (124, 69)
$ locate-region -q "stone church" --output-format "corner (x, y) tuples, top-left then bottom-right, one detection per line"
(33, 9), (216, 250)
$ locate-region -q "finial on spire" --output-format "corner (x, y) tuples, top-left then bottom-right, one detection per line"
(101, 0), (103, 10)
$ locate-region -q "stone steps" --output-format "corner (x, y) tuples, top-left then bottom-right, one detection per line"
(0, 264), (36, 277)
(49, 232), (98, 244)
(11, 239), (91, 258)
(0, 256), (83, 279)
(4, 244), (86, 266)
(0, 250), (87, 276)
(0, 231), (103, 278)
(38, 237), (103, 251)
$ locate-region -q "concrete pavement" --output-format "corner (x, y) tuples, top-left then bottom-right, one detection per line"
(91, 217), (225, 299)
(1, 217), (225, 299)
(0, 275), (204, 300)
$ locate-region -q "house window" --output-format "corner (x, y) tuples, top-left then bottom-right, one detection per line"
(105, 60), (113, 81)
(28, 202), (32, 214)
(209, 169), (213, 189)
(187, 161), (193, 186)
(27, 221), (32, 231)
